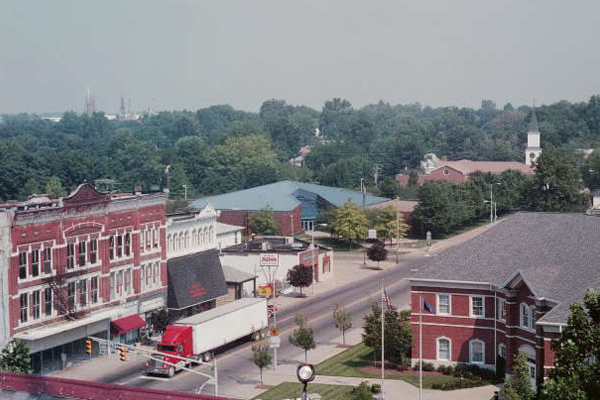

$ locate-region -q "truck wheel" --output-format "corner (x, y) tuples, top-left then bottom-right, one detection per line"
(202, 352), (213, 362)
(168, 367), (175, 378)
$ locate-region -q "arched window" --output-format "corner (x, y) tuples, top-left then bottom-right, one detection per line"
(437, 337), (451, 361)
(167, 234), (172, 253)
(209, 226), (213, 243)
(192, 230), (197, 249)
(469, 339), (485, 364)
(498, 343), (506, 359)
(178, 232), (183, 251)
(203, 227), (208, 246)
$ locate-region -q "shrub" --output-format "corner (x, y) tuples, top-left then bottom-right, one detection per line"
(422, 362), (435, 371)
(431, 383), (442, 390)
(440, 382), (456, 390)
(370, 383), (381, 394)
(437, 365), (455, 375)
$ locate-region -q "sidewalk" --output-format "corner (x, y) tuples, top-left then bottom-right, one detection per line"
(222, 328), (498, 400)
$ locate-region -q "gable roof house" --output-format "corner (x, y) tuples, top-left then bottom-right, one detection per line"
(409, 212), (600, 391)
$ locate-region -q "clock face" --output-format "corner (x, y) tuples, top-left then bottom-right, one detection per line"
(530, 152), (536, 160)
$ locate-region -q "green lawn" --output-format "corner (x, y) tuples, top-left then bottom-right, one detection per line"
(294, 234), (366, 252)
(315, 343), (485, 389)
(254, 382), (354, 400)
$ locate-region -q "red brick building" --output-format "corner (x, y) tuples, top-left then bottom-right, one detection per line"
(0, 184), (168, 374)
(397, 160), (533, 186)
(409, 213), (600, 392)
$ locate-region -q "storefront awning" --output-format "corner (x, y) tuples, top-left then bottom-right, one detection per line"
(167, 249), (227, 310)
(111, 314), (146, 336)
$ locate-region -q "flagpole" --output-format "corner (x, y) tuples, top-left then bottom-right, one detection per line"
(381, 280), (385, 399)
(419, 295), (423, 400)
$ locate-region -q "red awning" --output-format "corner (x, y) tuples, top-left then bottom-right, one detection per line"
(110, 314), (146, 336)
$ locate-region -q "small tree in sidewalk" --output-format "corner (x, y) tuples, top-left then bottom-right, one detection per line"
(286, 265), (313, 297)
(252, 342), (272, 385)
(332, 304), (353, 345)
(367, 241), (388, 268)
(289, 314), (316, 363)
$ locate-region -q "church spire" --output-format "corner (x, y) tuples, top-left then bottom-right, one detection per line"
(529, 104), (539, 132)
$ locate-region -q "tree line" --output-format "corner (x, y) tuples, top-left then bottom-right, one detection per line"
(3, 96), (600, 200)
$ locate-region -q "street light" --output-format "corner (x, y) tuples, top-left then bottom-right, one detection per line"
(297, 363), (316, 400)
(311, 223), (327, 294)
(489, 183), (501, 223)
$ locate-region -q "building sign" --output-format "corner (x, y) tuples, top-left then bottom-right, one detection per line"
(188, 283), (207, 299)
(260, 253), (279, 266)
(368, 229), (377, 239)
(257, 284), (274, 298)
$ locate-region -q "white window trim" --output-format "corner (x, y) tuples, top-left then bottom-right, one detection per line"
(436, 294), (451, 315)
(436, 336), (452, 361)
(498, 343), (506, 359)
(470, 296), (485, 318)
(469, 339), (485, 364)
(497, 299), (506, 321)
(520, 303), (536, 332)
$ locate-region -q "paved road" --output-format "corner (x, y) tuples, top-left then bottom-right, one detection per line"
(100, 253), (432, 397)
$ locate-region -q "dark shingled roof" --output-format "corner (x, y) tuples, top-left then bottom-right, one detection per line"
(167, 249), (227, 310)
(411, 212), (600, 324)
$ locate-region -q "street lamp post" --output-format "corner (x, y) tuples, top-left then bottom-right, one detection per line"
(489, 183), (501, 223)
(297, 364), (316, 400)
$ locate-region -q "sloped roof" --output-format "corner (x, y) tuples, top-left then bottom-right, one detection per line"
(411, 212), (600, 324)
(216, 222), (244, 235)
(435, 160), (533, 175)
(367, 199), (418, 213)
(191, 181), (388, 212)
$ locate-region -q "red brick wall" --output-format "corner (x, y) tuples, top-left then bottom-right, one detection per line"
(423, 167), (468, 183)
(7, 195), (167, 337)
(217, 205), (302, 236)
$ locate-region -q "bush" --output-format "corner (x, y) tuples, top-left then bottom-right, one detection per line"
(413, 361), (434, 371)
(437, 365), (455, 375)
(440, 382), (456, 390)
(351, 381), (373, 400)
(370, 383), (381, 394)
(431, 383), (442, 390)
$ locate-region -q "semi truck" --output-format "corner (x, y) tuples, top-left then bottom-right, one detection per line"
(146, 297), (268, 377)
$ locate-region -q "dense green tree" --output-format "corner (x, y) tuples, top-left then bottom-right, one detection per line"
(500, 352), (535, 400)
(541, 290), (600, 400)
(362, 303), (412, 366)
(527, 147), (587, 212)
(168, 164), (191, 200)
(289, 314), (316, 363)
(0, 339), (32, 373)
(367, 242), (388, 268)
(350, 381), (373, 400)
(252, 342), (272, 384)
(374, 206), (409, 244)
(44, 176), (66, 197)
(332, 304), (353, 345)
(249, 207), (282, 235)
(286, 265), (313, 296)
(331, 200), (368, 246)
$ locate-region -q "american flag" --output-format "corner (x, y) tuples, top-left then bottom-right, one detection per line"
(382, 288), (394, 311)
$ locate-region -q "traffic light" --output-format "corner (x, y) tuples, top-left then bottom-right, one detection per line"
(119, 346), (127, 362)
(85, 338), (92, 356)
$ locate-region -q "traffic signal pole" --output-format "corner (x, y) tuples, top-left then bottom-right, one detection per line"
(87, 336), (218, 396)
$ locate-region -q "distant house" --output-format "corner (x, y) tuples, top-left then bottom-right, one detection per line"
(396, 160), (533, 185)
(409, 213), (600, 391)
(399, 107), (540, 185)
(191, 180), (388, 235)
(366, 198), (417, 222)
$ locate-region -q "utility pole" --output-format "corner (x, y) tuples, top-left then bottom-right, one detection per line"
(182, 185), (188, 200)
(489, 184), (493, 224)
(395, 196), (400, 263)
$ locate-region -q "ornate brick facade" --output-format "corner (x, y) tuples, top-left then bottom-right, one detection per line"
(0, 184), (167, 352)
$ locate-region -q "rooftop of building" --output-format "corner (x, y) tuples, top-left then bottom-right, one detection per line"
(410, 212), (600, 324)
(191, 180), (389, 212)
(366, 198), (418, 213)
(216, 222), (244, 235)
(435, 160), (533, 175)
(0, 371), (237, 400)
(222, 235), (328, 254)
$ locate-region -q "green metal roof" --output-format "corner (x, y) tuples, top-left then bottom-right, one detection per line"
(191, 180), (388, 212)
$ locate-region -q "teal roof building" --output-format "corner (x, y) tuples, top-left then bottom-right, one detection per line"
(191, 181), (388, 231)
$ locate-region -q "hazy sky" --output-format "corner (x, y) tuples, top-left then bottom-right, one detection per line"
(1, 0), (600, 114)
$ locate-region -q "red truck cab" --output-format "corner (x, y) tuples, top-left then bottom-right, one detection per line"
(146, 325), (193, 377)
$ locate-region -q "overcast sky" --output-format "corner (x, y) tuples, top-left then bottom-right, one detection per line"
(1, 0), (600, 114)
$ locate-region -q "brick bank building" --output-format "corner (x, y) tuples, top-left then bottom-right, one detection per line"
(0, 184), (168, 373)
(409, 213), (600, 391)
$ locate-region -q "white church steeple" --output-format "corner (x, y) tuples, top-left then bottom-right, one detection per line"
(525, 106), (542, 167)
